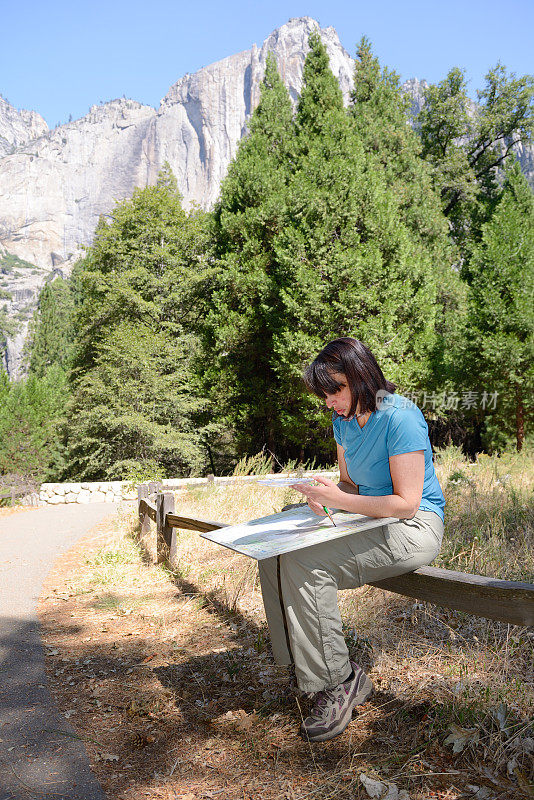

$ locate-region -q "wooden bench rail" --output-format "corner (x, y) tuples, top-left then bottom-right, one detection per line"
(368, 567), (534, 626)
(137, 488), (534, 627)
(166, 513), (229, 533)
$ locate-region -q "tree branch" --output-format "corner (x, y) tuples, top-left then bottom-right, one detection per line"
(474, 138), (522, 179)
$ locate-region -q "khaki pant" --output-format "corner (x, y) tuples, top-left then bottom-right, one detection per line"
(258, 510), (444, 693)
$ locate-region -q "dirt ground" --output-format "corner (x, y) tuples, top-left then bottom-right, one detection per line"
(37, 515), (533, 800)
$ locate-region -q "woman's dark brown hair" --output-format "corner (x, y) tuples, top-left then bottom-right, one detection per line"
(303, 337), (396, 418)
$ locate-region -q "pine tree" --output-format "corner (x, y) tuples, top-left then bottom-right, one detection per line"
(0, 290), (16, 366)
(0, 275), (74, 480)
(156, 160), (179, 192)
(462, 162), (533, 451)
(202, 53), (297, 461)
(0, 365), (69, 480)
(0, 366), (10, 441)
(24, 276), (75, 377)
(1, 274), (73, 480)
(207, 33), (449, 465)
(64, 167), (211, 480)
(275, 32), (443, 427)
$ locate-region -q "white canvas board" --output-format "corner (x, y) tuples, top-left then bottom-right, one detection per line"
(201, 505), (398, 560)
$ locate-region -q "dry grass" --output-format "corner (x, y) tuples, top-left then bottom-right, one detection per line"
(38, 449), (534, 800)
(434, 445), (534, 581)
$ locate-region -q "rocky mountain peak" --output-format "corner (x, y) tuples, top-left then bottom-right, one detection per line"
(0, 95), (48, 158)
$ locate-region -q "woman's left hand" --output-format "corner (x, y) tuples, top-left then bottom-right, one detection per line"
(290, 476), (344, 508)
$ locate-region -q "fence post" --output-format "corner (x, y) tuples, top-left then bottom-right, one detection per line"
(137, 484), (149, 525)
(137, 484), (157, 561)
(148, 481), (158, 497)
(156, 491), (175, 564)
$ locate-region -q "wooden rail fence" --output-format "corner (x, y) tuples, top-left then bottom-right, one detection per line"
(137, 485), (534, 627)
(0, 485), (38, 506)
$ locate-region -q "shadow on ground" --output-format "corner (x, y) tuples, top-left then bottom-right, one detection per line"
(32, 522), (533, 800)
(0, 616), (106, 800)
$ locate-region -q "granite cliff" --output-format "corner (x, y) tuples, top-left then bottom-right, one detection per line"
(0, 18), (352, 275)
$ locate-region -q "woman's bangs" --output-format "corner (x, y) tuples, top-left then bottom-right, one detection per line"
(304, 361), (344, 398)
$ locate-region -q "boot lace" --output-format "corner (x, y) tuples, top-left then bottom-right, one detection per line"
(308, 687), (338, 720)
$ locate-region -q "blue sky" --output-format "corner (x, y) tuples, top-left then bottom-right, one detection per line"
(1, 0), (532, 128)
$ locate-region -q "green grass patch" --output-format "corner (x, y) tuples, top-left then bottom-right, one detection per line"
(85, 537), (144, 587)
(0, 252), (39, 274)
(92, 592), (131, 612)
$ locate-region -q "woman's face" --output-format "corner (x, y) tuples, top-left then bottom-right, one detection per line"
(323, 372), (354, 418)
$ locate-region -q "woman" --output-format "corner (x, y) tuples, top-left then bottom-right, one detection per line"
(258, 337), (445, 743)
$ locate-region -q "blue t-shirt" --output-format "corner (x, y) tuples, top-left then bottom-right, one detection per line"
(332, 393), (445, 521)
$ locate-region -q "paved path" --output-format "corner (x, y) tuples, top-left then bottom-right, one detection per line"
(0, 503), (122, 800)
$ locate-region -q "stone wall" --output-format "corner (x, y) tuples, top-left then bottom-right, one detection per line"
(39, 481), (137, 505)
(36, 472), (339, 505)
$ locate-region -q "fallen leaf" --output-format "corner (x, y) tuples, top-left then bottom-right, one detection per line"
(444, 723), (480, 753)
(489, 701), (509, 731)
(466, 787), (492, 799)
(359, 772), (406, 799)
(515, 767), (534, 798)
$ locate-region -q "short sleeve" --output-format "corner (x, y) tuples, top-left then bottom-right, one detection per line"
(332, 413), (344, 447)
(386, 408), (428, 457)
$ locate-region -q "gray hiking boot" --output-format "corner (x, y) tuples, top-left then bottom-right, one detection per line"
(300, 662), (373, 742)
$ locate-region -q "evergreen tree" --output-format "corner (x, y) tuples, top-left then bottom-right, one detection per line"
(64, 321), (204, 479)
(350, 38), (451, 257)
(70, 179), (208, 377)
(274, 33), (444, 453)
(349, 38), (464, 403)
(0, 366), (9, 413)
(24, 276), (75, 376)
(462, 162), (533, 451)
(207, 33), (448, 464)
(0, 364), (69, 480)
(0, 290), (16, 367)
(156, 160), (179, 192)
(203, 53), (297, 461)
(295, 32), (346, 138)
(0, 275), (74, 480)
(64, 167), (211, 480)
